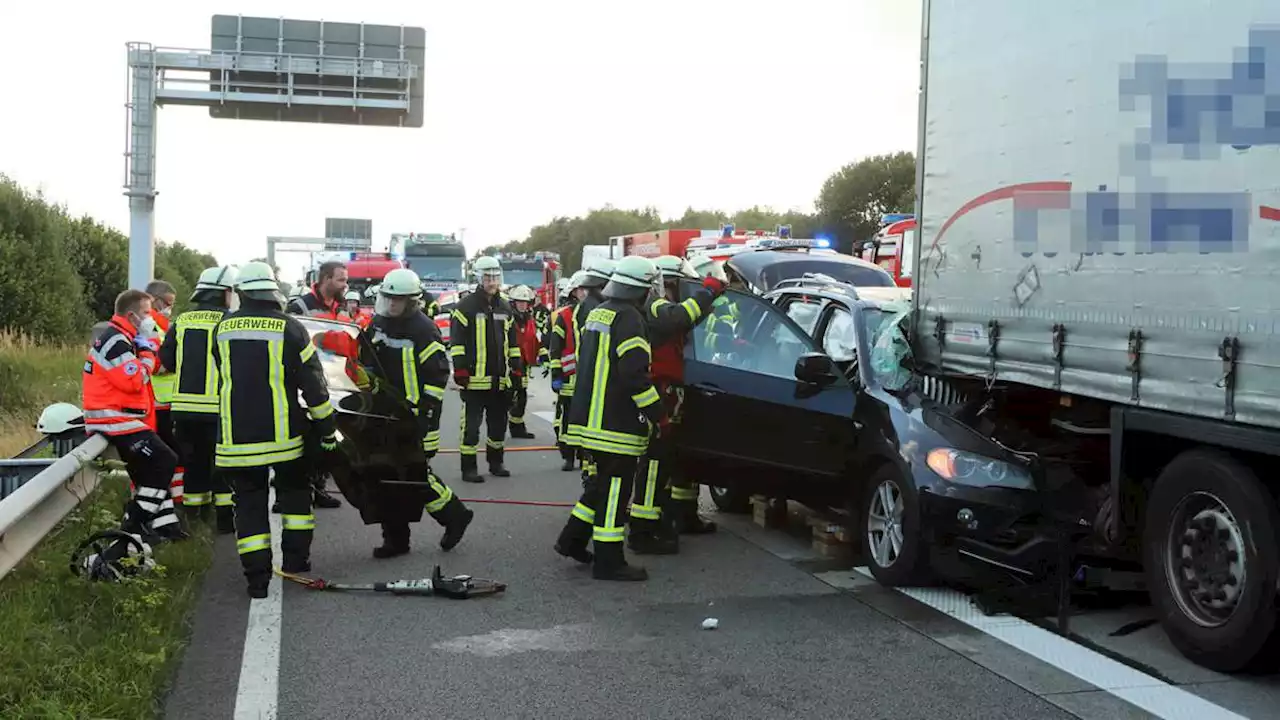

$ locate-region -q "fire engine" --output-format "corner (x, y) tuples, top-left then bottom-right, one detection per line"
(303, 251), (405, 300)
(495, 251), (561, 311)
(391, 232), (468, 296)
(858, 213), (915, 288)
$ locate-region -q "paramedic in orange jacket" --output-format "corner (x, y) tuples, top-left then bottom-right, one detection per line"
(506, 285), (547, 439)
(83, 289), (185, 540)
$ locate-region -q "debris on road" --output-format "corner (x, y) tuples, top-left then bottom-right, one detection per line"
(701, 617), (719, 630)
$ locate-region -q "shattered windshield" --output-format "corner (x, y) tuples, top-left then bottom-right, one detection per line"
(863, 302), (912, 391)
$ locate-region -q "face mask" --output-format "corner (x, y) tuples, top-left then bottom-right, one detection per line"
(160, 305), (172, 318)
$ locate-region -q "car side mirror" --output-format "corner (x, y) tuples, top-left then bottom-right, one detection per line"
(794, 352), (839, 387)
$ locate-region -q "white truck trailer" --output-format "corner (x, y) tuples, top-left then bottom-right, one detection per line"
(911, 0), (1280, 671)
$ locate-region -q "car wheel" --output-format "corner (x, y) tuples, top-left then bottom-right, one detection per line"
(709, 484), (751, 514)
(1143, 449), (1280, 672)
(861, 465), (927, 586)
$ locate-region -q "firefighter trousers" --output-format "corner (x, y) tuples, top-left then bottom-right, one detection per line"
(459, 388), (508, 470)
(508, 386), (530, 432)
(227, 459), (312, 581)
(560, 453), (638, 553)
(554, 393), (575, 462)
(155, 408), (186, 505)
(110, 430), (180, 531)
(629, 431), (674, 535)
(173, 419), (231, 512)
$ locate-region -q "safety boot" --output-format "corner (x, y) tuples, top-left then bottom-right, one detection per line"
(510, 423), (536, 439)
(592, 542), (647, 582)
(676, 503), (718, 535)
(433, 498), (475, 551)
(281, 556), (311, 574)
(559, 445), (576, 471)
(215, 506), (236, 535)
(628, 527), (679, 555)
(461, 455), (485, 483)
(488, 448), (511, 478)
(312, 474), (342, 509)
(554, 524), (593, 564)
(246, 575), (270, 600)
(373, 523), (411, 559)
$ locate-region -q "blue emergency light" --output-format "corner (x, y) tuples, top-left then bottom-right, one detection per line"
(777, 224), (792, 239)
(812, 237), (832, 249)
(721, 223), (735, 238)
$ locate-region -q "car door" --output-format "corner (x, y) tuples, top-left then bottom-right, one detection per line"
(677, 287), (856, 481)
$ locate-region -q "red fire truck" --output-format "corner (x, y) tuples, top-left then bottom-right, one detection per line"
(859, 214), (915, 288)
(304, 251), (406, 300)
(496, 251), (561, 311)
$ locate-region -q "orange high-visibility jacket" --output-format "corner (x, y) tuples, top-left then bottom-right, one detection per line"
(82, 315), (158, 435)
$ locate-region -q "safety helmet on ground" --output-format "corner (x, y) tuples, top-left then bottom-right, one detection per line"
(37, 402), (85, 434)
(473, 256), (503, 286)
(688, 252), (729, 284)
(655, 255), (697, 280)
(580, 258), (616, 289)
(194, 265), (239, 292)
(375, 268), (424, 318)
(508, 285), (537, 303)
(235, 261), (286, 307)
(602, 256), (661, 302)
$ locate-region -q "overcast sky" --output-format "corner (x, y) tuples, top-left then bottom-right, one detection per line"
(0, 1), (919, 282)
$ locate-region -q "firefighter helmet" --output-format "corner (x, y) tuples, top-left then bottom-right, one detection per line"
(235, 262), (285, 308)
(567, 270), (591, 290)
(37, 402), (84, 434)
(194, 265), (239, 292)
(380, 268), (422, 297)
(688, 252), (729, 284)
(603, 256), (661, 302)
(581, 258), (616, 289)
(655, 255), (697, 280)
(556, 277), (572, 298)
(473, 256), (503, 285)
(344, 290), (362, 303)
(508, 284), (537, 303)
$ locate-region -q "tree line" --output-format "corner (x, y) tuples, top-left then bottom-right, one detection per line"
(0, 175), (216, 342)
(482, 151), (916, 272)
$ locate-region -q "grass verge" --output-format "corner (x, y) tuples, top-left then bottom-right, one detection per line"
(0, 478), (214, 719)
(0, 331), (85, 458)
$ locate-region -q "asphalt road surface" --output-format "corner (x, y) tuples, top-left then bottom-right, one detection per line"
(163, 376), (1241, 720)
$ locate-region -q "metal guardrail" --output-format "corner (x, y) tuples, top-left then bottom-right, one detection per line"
(0, 434), (109, 581)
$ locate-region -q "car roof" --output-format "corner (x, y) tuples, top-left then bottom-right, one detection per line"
(726, 249), (895, 291)
(767, 281), (911, 311)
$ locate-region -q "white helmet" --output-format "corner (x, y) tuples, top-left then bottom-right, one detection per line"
(581, 258), (616, 289)
(473, 256), (503, 286)
(508, 285), (537, 303)
(375, 268), (424, 318)
(688, 252), (728, 284)
(655, 255), (697, 280)
(37, 402), (84, 434)
(567, 270), (591, 291)
(556, 278), (572, 298)
(344, 290), (362, 303)
(235, 261), (286, 308)
(603, 256), (661, 301)
(194, 265), (239, 292)
(364, 284), (381, 300)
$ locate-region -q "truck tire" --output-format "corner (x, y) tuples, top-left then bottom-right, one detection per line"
(861, 465), (927, 586)
(709, 485), (751, 514)
(1143, 449), (1280, 672)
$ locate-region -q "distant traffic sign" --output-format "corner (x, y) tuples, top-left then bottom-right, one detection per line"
(208, 15), (425, 128)
(324, 217), (373, 251)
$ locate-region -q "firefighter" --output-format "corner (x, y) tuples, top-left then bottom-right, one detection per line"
(139, 280), (186, 509)
(213, 262), (337, 599)
(344, 290), (362, 318)
(83, 289), (185, 541)
(159, 265), (239, 534)
(450, 256), (523, 483)
(626, 255), (726, 554)
(555, 256), (667, 581)
(507, 284), (547, 440)
(288, 260), (349, 319)
(562, 257), (616, 483)
(362, 269), (475, 557)
(283, 264), (345, 510)
(547, 271), (589, 471)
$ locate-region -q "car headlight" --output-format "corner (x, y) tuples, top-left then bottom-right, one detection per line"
(925, 448), (1034, 490)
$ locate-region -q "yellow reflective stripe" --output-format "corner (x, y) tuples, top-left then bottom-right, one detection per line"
(184, 492), (212, 507)
(214, 493), (235, 507)
(485, 438), (504, 449)
(593, 477), (625, 542)
(468, 377), (494, 390)
(475, 316), (488, 378)
(571, 502), (596, 523)
(451, 309), (469, 326)
(616, 336), (650, 358)
(402, 347), (420, 407)
(216, 446), (305, 467)
(553, 324), (566, 337)
(423, 384), (445, 401)
(237, 533), (271, 555)
(548, 358), (562, 369)
(680, 298), (702, 323)
(268, 339), (289, 444)
(632, 386), (660, 409)
(423, 430), (441, 452)
(299, 342), (317, 363)
(309, 399), (334, 420)
(587, 330), (611, 432)
(424, 473), (453, 513)
(507, 346), (522, 358)
(282, 513), (315, 531)
(449, 344), (466, 357)
(216, 437), (305, 455)
(218, 338), (234, 447)
(419, 342), (444, 363)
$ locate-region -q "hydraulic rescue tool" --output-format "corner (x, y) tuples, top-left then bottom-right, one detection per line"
(274, 563), (506, 599)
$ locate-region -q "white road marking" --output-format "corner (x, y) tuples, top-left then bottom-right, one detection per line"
(852, 567), (1246, 720)
(234, 487), (283, 720)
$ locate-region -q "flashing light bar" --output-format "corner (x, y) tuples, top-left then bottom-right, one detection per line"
(777, 224), (792, 239)
(720, 223), (736, 238)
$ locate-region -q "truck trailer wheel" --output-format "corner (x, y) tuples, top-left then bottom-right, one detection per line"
(1143, 449), (1280, 672)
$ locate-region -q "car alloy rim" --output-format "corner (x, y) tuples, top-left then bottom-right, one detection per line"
(1164, 490), (1247, 628)
(867, 479), (905, 568)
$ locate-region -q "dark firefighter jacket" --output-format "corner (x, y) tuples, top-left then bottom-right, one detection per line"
(448, 290), (523, 390)
(211, 306), (335, 468)
(361, 311), (449, 454)
(566, 299), (665, 457)
(160, 304), (228, 420)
